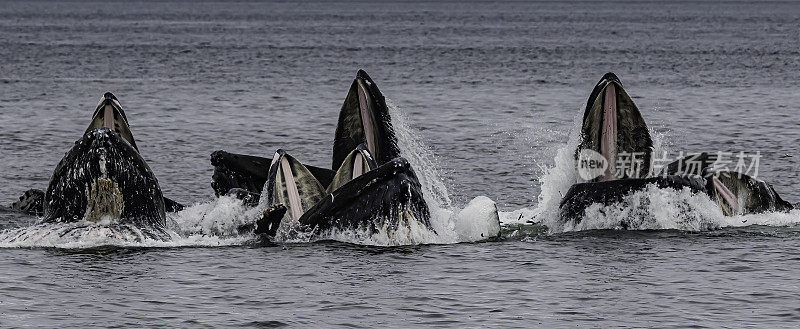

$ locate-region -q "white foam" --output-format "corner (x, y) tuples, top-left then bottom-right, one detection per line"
(523, 110), (800, 234)
(0, 196), (254, 249)
(168, 195), (258, 237)
(526, 114), (585, 225)
(271, 100), (503, 246)
(454, 196), (501, 241)
(386, 100), (500, 244)
(0, 221), (248, 249)
(310, 218), (443, 246)
(499, 207), (538, 225)
(558, 185), (724, 232)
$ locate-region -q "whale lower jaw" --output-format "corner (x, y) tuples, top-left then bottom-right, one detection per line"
(83, 177), (125, 224)
(559, 175), (708, 222)
(296, 158), (432, 236)
(44, 128), (166, 227)
(210, 150), (335, 205)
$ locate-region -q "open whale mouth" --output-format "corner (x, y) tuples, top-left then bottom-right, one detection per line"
(40, 92), (167, 228)
(86, 92), (138, 150)
(266, 149), (327, 223)
(211, 70), (433, 238)
(265, 144), (379, 224)
(332, 70), (401, 171)
(578, 73), (653, 181)
(44, 127), (166, 226)
(598, 76), (618, 181)
(356, 75), (379, 159)
(263, 147), (430, 235)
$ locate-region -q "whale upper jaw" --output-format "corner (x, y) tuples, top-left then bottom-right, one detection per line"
(86, 92), (138, 151)
(332, 70), (402, 171)
(578, 73), (653, 181)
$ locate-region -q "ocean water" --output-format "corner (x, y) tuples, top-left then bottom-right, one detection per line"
(2, 0), (800, 327)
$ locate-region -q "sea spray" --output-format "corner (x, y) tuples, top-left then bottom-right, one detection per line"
(386, 99), (453, 210)
(517, 110), (800, 233)
(168, 195), (257, 237)
(387, 99), (502, 243)
(0, 221), (247, 249)
(0, 196), (258, 248)
(252, 99), (500, 245)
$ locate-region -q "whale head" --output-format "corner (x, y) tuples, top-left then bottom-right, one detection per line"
(86, 92), (138, 151)
(577, 73), (653, 181)
(43, 93), (165, 227)
(332, 70), (402, 171)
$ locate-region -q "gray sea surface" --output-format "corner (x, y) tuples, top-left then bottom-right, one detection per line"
(1, 0), (800, 327)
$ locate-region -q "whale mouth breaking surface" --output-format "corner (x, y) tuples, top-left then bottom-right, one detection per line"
(210, 70), (439, 241)
(0, 73), (492, 247)
(43, 127), (167, 228)
(86, 92), (138, 150)
(332, 70), (402, 170)
(578, 72), (654, 181)
(262, 149), (432, 240)
(46, 93), (168, 230)
(514, 73), (796, 234)
(3, 92), (180, 244)
(207, 70), (500, 245)
(1, 74), (798, 247)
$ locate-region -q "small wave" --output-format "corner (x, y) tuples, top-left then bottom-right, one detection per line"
(552, 185), (724, 233)
(272, 195), (500, 246)
(0, 196), (255, 249)
(0, 222), (249, 249)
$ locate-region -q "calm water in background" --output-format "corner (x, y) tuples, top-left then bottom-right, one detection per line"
(2, 0), (800, 327)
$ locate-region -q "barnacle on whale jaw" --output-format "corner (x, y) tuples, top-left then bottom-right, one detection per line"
(84, 177), (124, 223)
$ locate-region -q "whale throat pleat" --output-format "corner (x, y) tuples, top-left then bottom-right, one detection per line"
(271, 153), (326, 223)
(325, 147), (377, 194)
(103, 104), (115, 130)
(352, 152), (364, 180)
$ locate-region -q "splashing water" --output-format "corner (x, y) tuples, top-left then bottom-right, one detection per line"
(505, 110), (800, 234)
(0, 196), (256, 248)
(0, 95), (500, 248)
(190, 100), (498, 246)
(386, 99), (453, 210)
(297, 100), (500, 245)
(167, 195), (258, 238)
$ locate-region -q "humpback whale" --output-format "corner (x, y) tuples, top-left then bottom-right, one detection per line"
(661, 152), (793, 216)
(560, 74), (708, 220)
(213, 70), (432, 238)
(10, 93), (182, 235)
(577, 73), (653, 181)
(560, 73), (792, 221)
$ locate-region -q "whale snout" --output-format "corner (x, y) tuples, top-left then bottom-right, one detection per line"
(87, 92), (138, 150)
(599, 72), (621, 85)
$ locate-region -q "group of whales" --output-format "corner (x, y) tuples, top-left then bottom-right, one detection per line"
(9, 70), (435, 240)
(7, 70), (793, 241)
